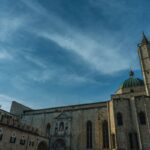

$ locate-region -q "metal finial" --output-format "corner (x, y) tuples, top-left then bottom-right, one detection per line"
(129, 70), (134, 77)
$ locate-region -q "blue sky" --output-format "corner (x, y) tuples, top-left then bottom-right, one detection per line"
(0, 0), (150, 111)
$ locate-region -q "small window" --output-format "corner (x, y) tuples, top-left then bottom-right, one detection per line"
(32, 141), (34, 147)
(10, 132), (16, 143)
(138, 111), (146, 125)
(130, 89), (134, 93)
(117, 112), (123, 126)
(29, 141), (32, 146)
(29, 140), (34, 146)
(20, 136), (26, 145)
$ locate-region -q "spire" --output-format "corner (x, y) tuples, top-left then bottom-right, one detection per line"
(141, 32), (149, 45)
(129, 69), (134, 77)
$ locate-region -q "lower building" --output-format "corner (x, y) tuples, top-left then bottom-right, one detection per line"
(0, 109), (49, 150)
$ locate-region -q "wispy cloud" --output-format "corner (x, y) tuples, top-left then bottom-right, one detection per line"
(21, 0), (133, 74)
(0, 17), (26, 42)
(40, 31), (130, 74)
(0, 50), (12, 60)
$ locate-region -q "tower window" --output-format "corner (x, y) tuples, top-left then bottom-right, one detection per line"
(138, 111), (146, 125)
(117, 112), (123, 126)
(87, 121), (92, 148)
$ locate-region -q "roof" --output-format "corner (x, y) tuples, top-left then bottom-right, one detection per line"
(121, 70), (144, 89)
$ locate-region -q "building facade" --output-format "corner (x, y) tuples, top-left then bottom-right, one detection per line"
(1, 34), (150, 150)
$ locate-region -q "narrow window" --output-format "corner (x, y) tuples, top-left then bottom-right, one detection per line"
(0, 128), (3, 141)
(29, 141), (32, 146)
(87, 121), (92, 148)
(128, 132), (139, 149)
(112, 134), (116, 149)
(32, 141), (34, 147)
(134, 133), (139, 150)
(0, 115), (4, 122)
(117, 112), (123, 126)
(46, 123), (51, 137)
(102, 120), (109, 148)
(129, 133), (133, 149)
(138, 111), (146, 125)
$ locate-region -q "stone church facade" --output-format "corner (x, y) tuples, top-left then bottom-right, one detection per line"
(0, 34), (150, 150)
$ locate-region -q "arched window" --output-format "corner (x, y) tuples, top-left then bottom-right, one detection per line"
(46, 123), (51, 137)
(138, 111), (146, 125)
(117, 112), (123, 126)
(59, 122), (64, 131)
(102, 120), (109, 148)
(87, 121), (92, 148)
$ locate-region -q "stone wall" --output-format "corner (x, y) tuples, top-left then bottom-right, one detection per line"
(22, 102), (109, 150)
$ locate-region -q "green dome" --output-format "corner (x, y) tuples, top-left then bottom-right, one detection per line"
(121, 70), (144, 88)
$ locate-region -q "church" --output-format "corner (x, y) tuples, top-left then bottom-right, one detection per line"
(0, 34), (150, 150)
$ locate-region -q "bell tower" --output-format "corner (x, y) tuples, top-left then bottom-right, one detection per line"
(138, 33), (150, 96)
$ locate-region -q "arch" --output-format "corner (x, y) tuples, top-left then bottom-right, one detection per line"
(53, 139), (66, 150)
(37, 141), (48, 150)
(46, 123), (51, 137)
(117, 112), (123, 126)
(86, 120), (92, 148)
(102, 120), (109, 148)
(138, 111), (146, 125)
